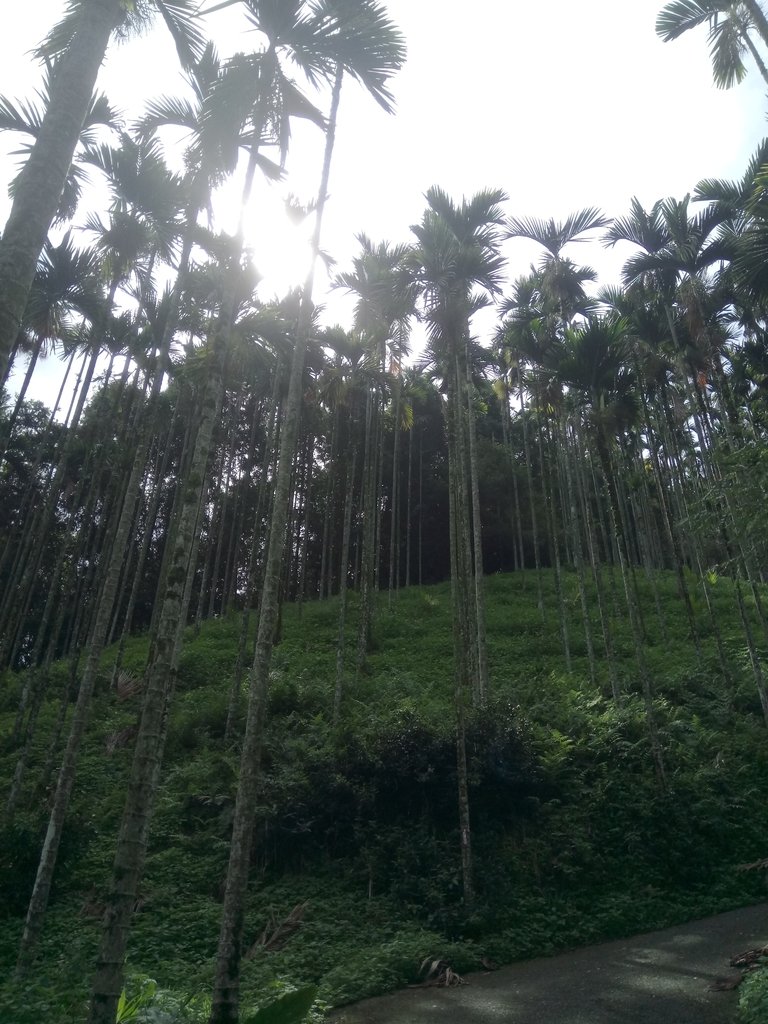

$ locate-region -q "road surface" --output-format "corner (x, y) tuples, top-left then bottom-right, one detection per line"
(332, 902), (767, 1024)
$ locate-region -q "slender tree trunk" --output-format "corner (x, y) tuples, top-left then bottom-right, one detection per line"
(742, 27), (768, 85)
(319, 401), (339, 599)
(356, 385), (380, 673)
(296, 433), (315, 614)
(743, 0), (768, 52)
(0, 267), (118, 663)
(15, 298), (176, 968)
(405, 420), (413, 588)
(209, 66), (344, 1024)
(207, 402), (238, 619)
(418, 429), (424, 587)
(387, 373), (402, 607)
(463, 344), (489, 703)
(0, 0), (121, 378)
(87, 332), (228, 1024)
(519, 373), (544, 616)
(110, 406), (179, 687)
(563, 422), (597, 687)
(596, 430), (666, 789)
(536, 394), (570, 670)
(224, 368), (283, 744)
(446, 399), (475, 907)
(333, 443), (358, 724)
(574, 421), (619, 703)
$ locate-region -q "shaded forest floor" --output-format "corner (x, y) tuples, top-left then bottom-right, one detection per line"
(1, 569), (768, 1022)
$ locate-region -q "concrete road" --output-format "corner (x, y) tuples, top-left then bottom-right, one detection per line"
(332, 903), (768, 1024)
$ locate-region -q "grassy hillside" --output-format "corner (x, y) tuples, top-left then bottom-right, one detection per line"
(2, 569), (768, 1021)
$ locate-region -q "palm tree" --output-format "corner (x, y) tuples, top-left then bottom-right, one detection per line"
(505, 207), (608, 325)
(85, 250), (267, 1024)
(13, 141), (190, 970)
(0, 69), (120, 229)
(0, 233), (101, 464)
(410, 184), (507, 905)
(334, 234), (415, 665)
(697, 140), (768, 303)
(208, 6), (405, 1020)
(0, 0), (206, 381)
(503, 210), (606, 669)
(556, 315), (668, 785)
(656, 0), (768, 87)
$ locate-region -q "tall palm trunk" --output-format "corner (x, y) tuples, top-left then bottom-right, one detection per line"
(519, 378), (544, 616)
(445, 394), (475, 906)
(595, 430), (666, 789)
(742, 27), (768, 83)
(209, 65), (344, 1024)
(319, 400), (340, 599)
(224, 363), (284, 744)
(640, 384), (703, 663)
(743, 0), (768, 49)
(356, 383), (381, 672)
(0, 0), (121, 378)
(110, 401), (180, 687)
(0, 267), (117, 665)
(463, 344), (489, 703)
(334, 442), (358, 724)
(405, 419), (414, 588)
(452, 361), (479, 693)
(207, 401), (239, 619)
(533, 385), (570, 669)
(87, 323), (229, 1023)
(15, 292), (176, 969)
(295, 432), (315, 612)
(574, 420), (619, 702)
(563, 422), (597, 688)
(387, 374), (402, 607)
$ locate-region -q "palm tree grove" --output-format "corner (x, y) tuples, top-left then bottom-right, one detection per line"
(3, 2), (768, 1022)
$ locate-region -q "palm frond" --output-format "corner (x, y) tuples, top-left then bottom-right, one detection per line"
(709, 13), (748, 88)
(603, 197), (668, 251)
(559, 206), (610, 242)
(36, 1), (85, 61)
(0, 93), (44, 138)
(656, 0), (723, 42)
(155, 0), (209, 68)
(280, 77), (327, 130)
(135, 95), (200, 140)
(304, 0), (406, 111)
(507, 206), (606, 255)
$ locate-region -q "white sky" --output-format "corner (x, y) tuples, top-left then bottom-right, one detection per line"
(1, 0), (766, 403)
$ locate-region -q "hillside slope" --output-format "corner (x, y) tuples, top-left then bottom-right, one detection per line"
(1, 569), (767, 1021)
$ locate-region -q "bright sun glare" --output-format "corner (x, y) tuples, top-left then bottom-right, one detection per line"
(215, 181), (315, 303)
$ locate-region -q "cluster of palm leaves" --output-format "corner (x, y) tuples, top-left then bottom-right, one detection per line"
(3, 1), (768, 1021)
(656, 0), (768, 89)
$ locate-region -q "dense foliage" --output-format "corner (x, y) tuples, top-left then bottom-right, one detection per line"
(2, 573), (768, 1021)
(3, 1), (768, 1022)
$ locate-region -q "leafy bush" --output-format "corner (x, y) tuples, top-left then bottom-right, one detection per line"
(739, 968), (768, 1024)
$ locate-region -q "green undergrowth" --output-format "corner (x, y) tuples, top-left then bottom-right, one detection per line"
(739, 968), (768, 1024)
(1, 569), (768, 1022)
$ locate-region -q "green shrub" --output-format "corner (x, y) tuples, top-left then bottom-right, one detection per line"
(739, 968), (768, 1024)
